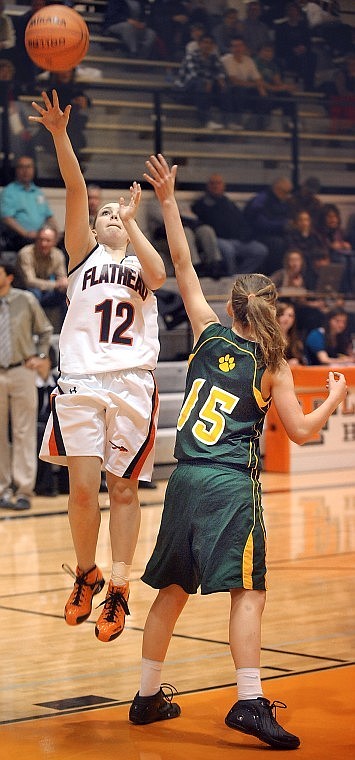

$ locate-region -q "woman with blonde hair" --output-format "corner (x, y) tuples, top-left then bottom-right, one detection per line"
(128, 154), (347, 751)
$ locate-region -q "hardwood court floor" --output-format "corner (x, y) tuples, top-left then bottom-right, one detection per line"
(0, 469), (354, 759)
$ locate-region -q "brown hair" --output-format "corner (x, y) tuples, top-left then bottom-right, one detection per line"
(230, 273), (286, 372)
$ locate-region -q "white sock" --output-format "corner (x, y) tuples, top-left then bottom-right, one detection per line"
(111, 561), (131, 587)
(139, 657), (163, 697)
(236, 668), (263, 701)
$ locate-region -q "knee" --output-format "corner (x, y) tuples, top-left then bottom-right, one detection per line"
(69, 480), (99, 509)
(108, 476), (139, 509)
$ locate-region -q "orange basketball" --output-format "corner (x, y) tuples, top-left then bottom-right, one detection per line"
(25, 5), (89, 72)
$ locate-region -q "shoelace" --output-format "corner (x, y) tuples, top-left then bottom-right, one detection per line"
(62, 563), (98, 605)
(160, 683), (178, 703)
(269, 700), (287, 720)
(96, 588), (130, 620)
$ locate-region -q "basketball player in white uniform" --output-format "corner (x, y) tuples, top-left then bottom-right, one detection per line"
(29, 90), (166, 642)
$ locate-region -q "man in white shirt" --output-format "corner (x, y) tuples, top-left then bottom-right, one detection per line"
(222, 36), (267, 127)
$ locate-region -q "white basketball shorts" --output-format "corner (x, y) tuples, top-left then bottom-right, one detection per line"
(39, 369), (159, 481)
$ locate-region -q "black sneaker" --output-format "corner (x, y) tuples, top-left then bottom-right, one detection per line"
(225, 697), (300, 750)
(129, 684), (181, 725)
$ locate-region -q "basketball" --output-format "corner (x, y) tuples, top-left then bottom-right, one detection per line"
(25, 5), (89, 72)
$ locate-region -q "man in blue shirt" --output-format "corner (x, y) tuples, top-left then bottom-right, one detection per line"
(0, 155), (58, 251)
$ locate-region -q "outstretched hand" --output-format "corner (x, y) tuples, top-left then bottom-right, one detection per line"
(118, 181), (141, 224)
(29, 89), (70, 135)
(144, 154), (177, 203)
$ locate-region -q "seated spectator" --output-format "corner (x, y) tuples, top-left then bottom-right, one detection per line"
(286, 209), (327, 264)
(150, 1), (192, 60)
(270, 248), (307, 291)
(103, 0), (158, 59)
(87, 184), (103, 227)
(0, 59), (37, 162)
(288, 176), (323, 226)
(221, 36), (268, 128)
(300, 1), (353, 58)
(243, 176), (293, 273)
(329, 51), (355, 136)
(17, 226), (68, 329)
(146, 193), (223, 278)
(192, 173), (267, 275)
(241, 1), (273, 57)
(0, 0), (16, 63)
(0, 155), (58, 251)
(254, 42), (298, 129)
(12, 0), (47, 95)
(184, 21), (207, 55)
(274, 2), (317, 91)
(187, 1), (213, 32)
(214, 8), (244, 55)
(304, 307), (354, 365)
(41, 69), (90, 159)
(317, 203), (352, 261)
(276, 300), (305, 365)
(271, 246), (327, 333)
(174, 33), (229, 129)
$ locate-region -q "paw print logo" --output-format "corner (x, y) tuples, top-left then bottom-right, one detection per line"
(218, 353), (235, 372)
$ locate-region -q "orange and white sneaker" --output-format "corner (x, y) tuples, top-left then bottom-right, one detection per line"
(95, 580), (130, 642)
(63, 564), (105, 626)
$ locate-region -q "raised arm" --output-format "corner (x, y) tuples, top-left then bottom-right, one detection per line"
(29, 90), (95, 268)
(117, 182), (166, 291)
(144, 154), (217, 341)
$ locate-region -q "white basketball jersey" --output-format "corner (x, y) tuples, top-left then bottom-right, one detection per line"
(59, 244), (160, 374)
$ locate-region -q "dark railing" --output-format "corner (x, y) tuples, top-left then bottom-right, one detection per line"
(1, 81), (353, 191)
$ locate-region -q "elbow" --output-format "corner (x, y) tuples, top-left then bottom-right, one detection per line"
(150, 269), (166, 291)
(289, 431), (308, 446)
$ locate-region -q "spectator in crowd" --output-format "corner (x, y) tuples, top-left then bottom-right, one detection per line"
(285, 209), (327, 264)
(149, 1), (192, 60)
(12, 0), (47, 95)
(214, 8), (244, 55)
(241, 1), (272, 57)
(0, 155), (58, 251)
(42, 69), (90, 158)
(316, 203), (354, 292)
(276, 300), (305, 365)
(300, 1), (353, 58)
(272, 246), (327, 333)
(0, 59), (37, 162)
(305, 306), (353, 365)
(192, 173), (267, 275)
(317, 203), (352, 261)
(187, 0), (213, 32)
(146, 193), (223, 278)
(184, 21), (206, 55)
(0, 256), (53, 512)
(103, 0), (158, 59)
(254, 42), (298, 130)
(0, 0), (16, 62)
(270, 248), (307, 291)
(243, 176), (293, 273)
(17, 226), (68, 329)
(329, 51), (355, 135)
(288, 176), (323, 226)
(221, 36), (267, 128)
(87, 184), (103, 227)
(275, 2), (317, 92)
(174, 32), (229, 129)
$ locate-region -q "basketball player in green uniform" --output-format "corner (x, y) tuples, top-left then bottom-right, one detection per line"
(129, 155), (347, 750)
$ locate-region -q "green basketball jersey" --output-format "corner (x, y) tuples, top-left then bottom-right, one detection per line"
(174, 322), (271, 470)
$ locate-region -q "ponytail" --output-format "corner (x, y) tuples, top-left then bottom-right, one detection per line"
(230, 274), (286, 373)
